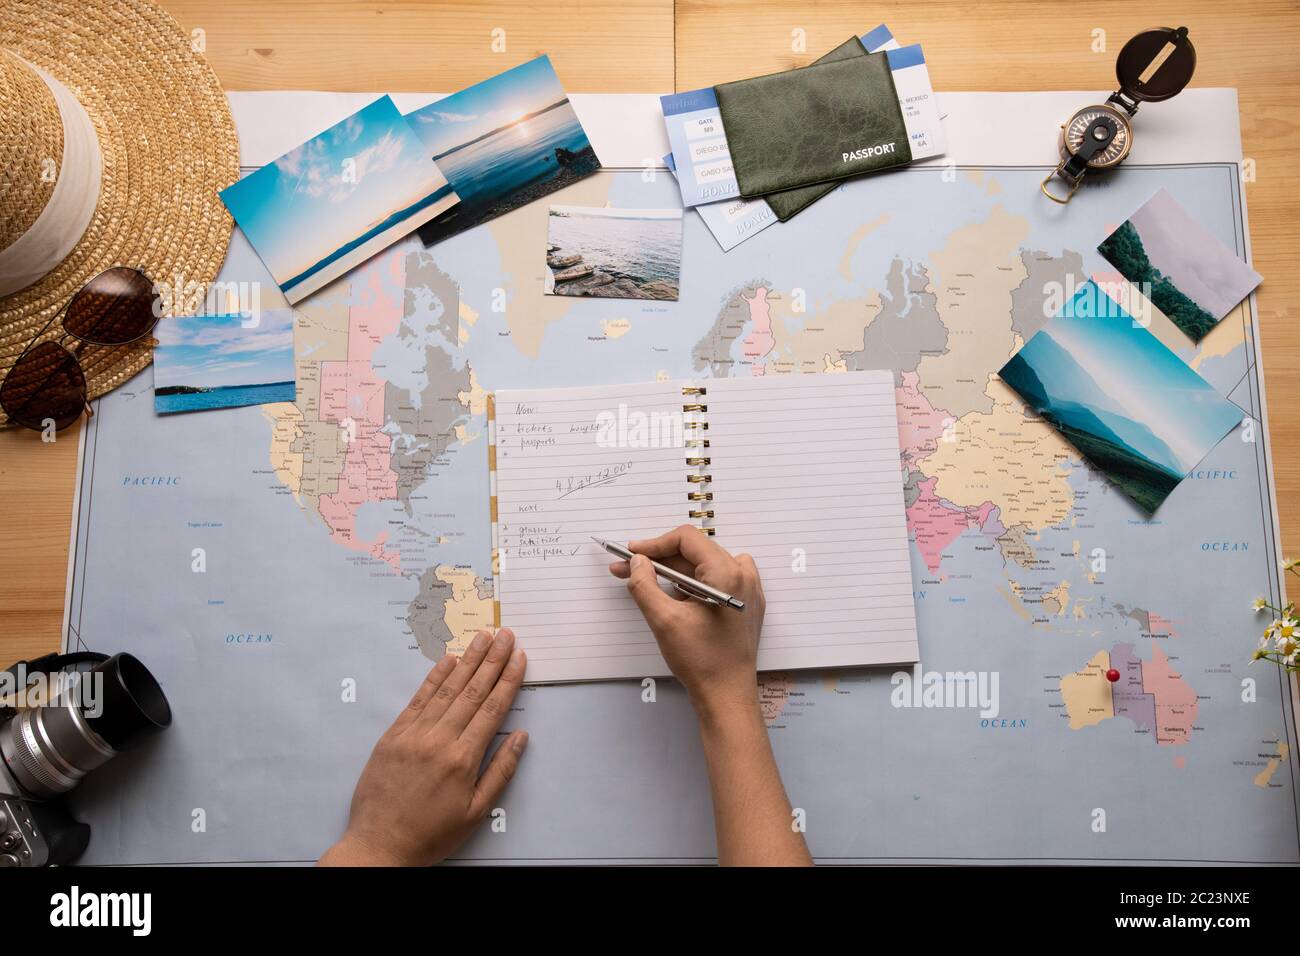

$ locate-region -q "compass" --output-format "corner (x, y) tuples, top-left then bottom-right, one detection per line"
(1041, 26), (1196, 204)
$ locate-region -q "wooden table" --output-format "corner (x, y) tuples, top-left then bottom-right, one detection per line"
(3, 0), (1298, 667)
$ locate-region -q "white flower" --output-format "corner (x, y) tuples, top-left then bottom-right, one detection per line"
(1284, 558), (1299, 571)
(1258, 632), (1273, 650)
(1253, 597), (1269, 612)
(1274, 628), (1298, 659)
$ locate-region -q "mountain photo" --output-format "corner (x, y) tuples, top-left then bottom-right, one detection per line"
(998, 281), (1242, 513)
(1098, 188), (1262, 341)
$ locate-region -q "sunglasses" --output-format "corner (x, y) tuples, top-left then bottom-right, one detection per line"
(0, 267), (159, 432)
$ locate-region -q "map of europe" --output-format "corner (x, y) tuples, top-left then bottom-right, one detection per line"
(67, 162), (1300, 864)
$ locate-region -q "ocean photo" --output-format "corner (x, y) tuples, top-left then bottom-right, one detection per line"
(154, 309), (296, 415)
(1098, 187), (1262, 341)
(407, 56), (600, 247)
(545, 206), (682, 300)
(219, 95), (460, 304)
(997, 281), (1242, 513)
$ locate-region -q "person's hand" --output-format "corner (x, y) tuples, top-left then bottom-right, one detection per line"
(318, 628), (528, 866)
(609, 525), (765, 718)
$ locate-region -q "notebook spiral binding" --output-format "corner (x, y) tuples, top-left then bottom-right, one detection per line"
(682, 385), (716, 536)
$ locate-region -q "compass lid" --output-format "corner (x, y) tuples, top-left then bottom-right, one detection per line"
(1116, 26), (1196, 102)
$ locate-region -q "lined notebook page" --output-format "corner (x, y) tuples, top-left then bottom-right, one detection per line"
(706, 372), (918, 670)
(493, 382), (682, 682)
(494, 372), (919, 683)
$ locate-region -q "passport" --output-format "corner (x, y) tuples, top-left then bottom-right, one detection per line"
(759, 35), (874, 221)
(715, 50), (911, 209)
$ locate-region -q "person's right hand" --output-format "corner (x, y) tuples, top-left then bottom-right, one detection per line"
(608, 525), (765, 717)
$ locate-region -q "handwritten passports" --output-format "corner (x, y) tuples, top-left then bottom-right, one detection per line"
(716, 52), (912, 204)
(489, 372), (920, 683)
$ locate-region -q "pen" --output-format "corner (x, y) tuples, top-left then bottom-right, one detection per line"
(592, 536), (745, 611)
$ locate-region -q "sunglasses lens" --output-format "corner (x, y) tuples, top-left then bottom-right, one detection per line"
(63, 267), (159, 345)
(0, 341), (87, 431)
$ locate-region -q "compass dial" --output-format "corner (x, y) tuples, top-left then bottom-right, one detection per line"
(1063, 105), (1132, 169)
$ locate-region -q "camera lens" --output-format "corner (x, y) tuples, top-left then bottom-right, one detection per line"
(0, 654), (171, 799)
(82, 653), (172, 750)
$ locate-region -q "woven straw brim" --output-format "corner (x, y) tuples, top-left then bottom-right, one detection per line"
(0, 0), (238, 425)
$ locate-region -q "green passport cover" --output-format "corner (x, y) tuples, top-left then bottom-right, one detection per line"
(715, 50), (911, 210)
(761, 36), (871, 221)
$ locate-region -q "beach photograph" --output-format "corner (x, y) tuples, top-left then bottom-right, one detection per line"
(154, 309), (296, 415)
(407, 55), (600, 247)
(545, 206), (683, 300)
(1098, 187), (1262, 341)
(219, 95), (459, 304)
(997, 281), (1242, 513)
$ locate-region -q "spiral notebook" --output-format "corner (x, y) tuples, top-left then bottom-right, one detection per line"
(488, 371), (919, 683)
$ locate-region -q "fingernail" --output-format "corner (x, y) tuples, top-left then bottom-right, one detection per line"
(494, 628), (515, 649)
(470, 631), (490, 652)
(631, 554), (647, 569)
(509, 647), (525, 670)
(511, 731), (529, 754)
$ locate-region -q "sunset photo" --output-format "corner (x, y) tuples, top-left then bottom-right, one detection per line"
(407, 55), (599, 246)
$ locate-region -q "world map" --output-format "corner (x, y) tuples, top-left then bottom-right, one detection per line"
(260, 172), (1215, 748)
(67, 162), (1300, 863)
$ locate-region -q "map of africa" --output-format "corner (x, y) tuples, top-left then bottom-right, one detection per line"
(66, 161), (1300, 864)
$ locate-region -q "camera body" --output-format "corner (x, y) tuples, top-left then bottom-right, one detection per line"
(0, 652), (171, 866)
(0, 771), (90, 866)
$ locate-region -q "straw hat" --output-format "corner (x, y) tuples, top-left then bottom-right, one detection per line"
(0, 0), (239, 425)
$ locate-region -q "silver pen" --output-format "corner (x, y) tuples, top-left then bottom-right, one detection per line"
(592, 536), (745, 611)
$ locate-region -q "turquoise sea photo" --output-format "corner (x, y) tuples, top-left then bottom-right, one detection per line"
(997, 281), (1243, 513)
(219, 95), (460, 304)
(407, 55), (599, 247)
(154, 309), (296, 415)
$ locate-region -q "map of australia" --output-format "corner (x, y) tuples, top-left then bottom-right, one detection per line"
(1061, 642), (1198, 744)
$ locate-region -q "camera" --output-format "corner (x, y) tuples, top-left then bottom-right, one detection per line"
(0, 651), (171, 866)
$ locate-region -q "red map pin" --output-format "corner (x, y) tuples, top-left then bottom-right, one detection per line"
(1106, 668), (1121, 683)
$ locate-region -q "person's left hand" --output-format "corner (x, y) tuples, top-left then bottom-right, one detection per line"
(318, 628), (529, 866)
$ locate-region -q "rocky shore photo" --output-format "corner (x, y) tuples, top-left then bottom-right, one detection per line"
(545, 205), (683, 300)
